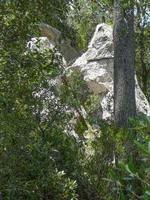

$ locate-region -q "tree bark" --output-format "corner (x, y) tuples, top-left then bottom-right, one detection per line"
(113, 2), (143, 197)
(113, 0), (136, 127)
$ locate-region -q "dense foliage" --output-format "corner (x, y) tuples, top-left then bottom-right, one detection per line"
(0, 0), (150, 199)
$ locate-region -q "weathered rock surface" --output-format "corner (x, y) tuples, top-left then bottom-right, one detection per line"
(71, 23), (150, 119)
(39, 23), (81, 64)
(28, 23), (150, 120)
(27, 37), (55, 52)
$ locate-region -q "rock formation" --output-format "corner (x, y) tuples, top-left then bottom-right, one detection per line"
(71, 23), (150, 119)
(28, 23), (150, 120)
(39, 23), (81, 64)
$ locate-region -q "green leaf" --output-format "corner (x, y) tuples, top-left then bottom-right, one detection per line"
(145, 190), (150, 196)
(119, 192), (126, 200)
(134, 141), (150, 156)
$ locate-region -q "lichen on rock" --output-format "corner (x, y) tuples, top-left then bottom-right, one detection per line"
(28, 23), (150, 121)
(71, 23), (150, 119)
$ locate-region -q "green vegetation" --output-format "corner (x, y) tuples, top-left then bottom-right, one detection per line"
(0, 0), (150, 199)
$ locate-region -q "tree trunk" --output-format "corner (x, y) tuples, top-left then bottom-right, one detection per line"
(113, 1), (143, 196)
(113, 0), (136, 127)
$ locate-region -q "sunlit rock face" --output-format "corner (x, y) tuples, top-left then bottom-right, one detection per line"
(72, 23), (150, 119)
(27, 37), (55, 52)
(27, 23), (150, 120)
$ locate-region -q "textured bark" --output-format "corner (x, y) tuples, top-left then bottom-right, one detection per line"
(113, 0), (136, 127)
(113, 4), (143, 197)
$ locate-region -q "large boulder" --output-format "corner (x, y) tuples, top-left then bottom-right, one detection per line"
(27, 23), (150, 120)
(71, 23), (150, 119)
(39, 23), (81, 64)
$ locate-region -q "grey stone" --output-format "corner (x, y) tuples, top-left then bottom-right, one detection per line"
(72, 23), (150, 119)
(39, 23), (81, 64)
(27, 23), (150, 120)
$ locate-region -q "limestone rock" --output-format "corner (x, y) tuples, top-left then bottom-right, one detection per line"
(39, 23), (61, 42)
(39, 23), (81, 64)
(27, 23), (150, 120)
(72, 23), (150, 119)
(27, 37), (55, 52)
(27, 36), (67, 66)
